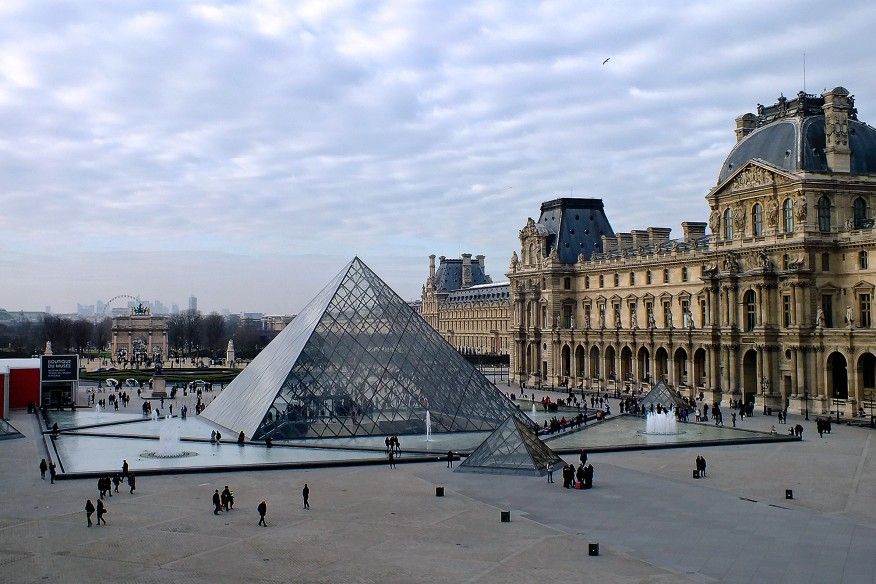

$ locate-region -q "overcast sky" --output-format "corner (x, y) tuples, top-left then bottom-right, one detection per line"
(2, 0), (875, 314)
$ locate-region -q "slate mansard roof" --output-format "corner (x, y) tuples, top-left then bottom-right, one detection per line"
(536, 198), (615, 264)
(433, 259), (491, 293)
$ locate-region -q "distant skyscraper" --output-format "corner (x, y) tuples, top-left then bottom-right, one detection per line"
(171, 303), (179, 315)
(188, 295), (198, 312)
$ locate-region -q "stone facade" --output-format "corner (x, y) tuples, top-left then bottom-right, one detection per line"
(421, 254), (511, 355)
(507, 87), (876, 417)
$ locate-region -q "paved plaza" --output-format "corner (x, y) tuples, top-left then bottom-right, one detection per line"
(0, 386), (874, 583)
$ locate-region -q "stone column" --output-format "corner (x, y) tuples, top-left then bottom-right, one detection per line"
(708, 347), (719, 392)
(790, 348), (799, 396)
(756, 346), (764, 397)
(728, 346), (738, 396)
(796, 347), (806, 399)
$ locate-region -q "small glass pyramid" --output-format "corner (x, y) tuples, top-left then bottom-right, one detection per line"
(457, 415), (564, 476)
(202, 257), (522, 440)
(639, 380), (688, 412)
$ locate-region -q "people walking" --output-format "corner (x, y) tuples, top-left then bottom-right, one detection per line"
(213, 489), (222, 514)
(39, 458), (48, 479)
(85, 499), (95, 527)
(546, 463), (554, 483)
(96, 499), (107, 525)
(446, 450), (454, 468)
(221, 486), (234, 511)
(303, 483), (310, 509)
(122, 460), (128, 478)
(49, 462), (56, 484)
(258, 501), (267, 526)
(128, 472), (136, 494)
(113, 475), (121, 493)
(388, 449), (395, 469)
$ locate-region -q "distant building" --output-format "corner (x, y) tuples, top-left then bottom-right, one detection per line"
(420, 254), (510, 356)
(111, 304), (168, 360)
(188, 295), (198, 312)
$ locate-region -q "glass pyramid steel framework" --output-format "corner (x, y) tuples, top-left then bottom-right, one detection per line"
(457, 415), (564, 476)
(640, 380), (688, 412)
(202, 257), (522, 440)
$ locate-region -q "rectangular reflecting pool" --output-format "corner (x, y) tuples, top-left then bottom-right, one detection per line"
(543, 415), (795, 452)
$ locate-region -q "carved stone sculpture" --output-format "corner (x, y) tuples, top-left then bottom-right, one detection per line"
(709, 209), (720, 235)
(815, 307), (825, 328)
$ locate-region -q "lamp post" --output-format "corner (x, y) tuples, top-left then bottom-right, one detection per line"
(835, 389), (841, 423)
(804, 390), (810, 421)
(761, 376), (769, 415)
(865, 389), (875, 428)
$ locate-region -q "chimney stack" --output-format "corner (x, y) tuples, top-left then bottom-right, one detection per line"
(681, 222), (707, 242)
(647, 227), (672, 246)
(476, 254), (485, 269)
(822, 87), (852, 173)
(461, 253), (473, 288)
(734, 113), (757, 142)
(428, 254), (436, 280)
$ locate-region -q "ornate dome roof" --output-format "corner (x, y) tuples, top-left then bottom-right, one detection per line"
(718, 89), (876, 184)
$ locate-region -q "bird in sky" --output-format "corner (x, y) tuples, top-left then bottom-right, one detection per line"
(602, 57), (611, 65)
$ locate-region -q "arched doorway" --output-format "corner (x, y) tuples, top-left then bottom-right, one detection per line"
(674, 348), (688, 386)
(620, 346), (633, 383)
(589, 346), (600, 379)
(827, 352), (849, 400)
(655, 347), (669, 382)
(638, 347), (651, 382)
(742, 349), (757, 405)
(604, 346), (616, 382)
(859, 352), (876, 391)
(575, 345), (586, 384)
(693, 348), (706, 388)
(561, 345), (571, 378)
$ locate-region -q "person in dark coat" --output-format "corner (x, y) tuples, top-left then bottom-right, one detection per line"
(221, 486), (233, 511)
(85, 499), (95, 527)
(112, 475), (121, 493)
(49, 462), (56, 484)
(258, 501), (267, 526)
(96, 499), (107, 525)
(388, 449), (395, 469)
(302, 483), (310, 509)
(105, 476), (112, 497)
(583, 464), (594, 488)
(579, 449), (588, 466)
(576, 464), (585, 488)
(39, 459), (48, 479)
(122, 460), (128, 478)
(237, 431), (245, 445)
(128, 473), (136, 494)
(213, 489), (221, 514)
(98, 477), (105, 499)
(446, 450), (454, 468)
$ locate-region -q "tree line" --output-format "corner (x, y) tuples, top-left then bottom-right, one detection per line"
(0, 311), (279, 360)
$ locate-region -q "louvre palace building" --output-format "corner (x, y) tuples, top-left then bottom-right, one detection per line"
(423, 87), (876, 416)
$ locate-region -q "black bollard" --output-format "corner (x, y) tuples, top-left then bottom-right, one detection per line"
(436, 486), (444, 497)
(785, 489), (793, 500)
(500, 511), (510, 523)
(589, 543), (599, 556)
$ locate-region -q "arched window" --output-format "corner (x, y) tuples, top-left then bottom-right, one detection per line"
(723, 208), (733, 240)
(744, 290), (757, 331)
(752, 203), (763, 237)
(782, 198), (794, 233)
(853, 197), (868, 229)
(817, 196), (831, 232)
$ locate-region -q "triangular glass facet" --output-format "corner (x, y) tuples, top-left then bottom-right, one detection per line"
(457, 415), (564, 476)
(202, 257), (522, 440)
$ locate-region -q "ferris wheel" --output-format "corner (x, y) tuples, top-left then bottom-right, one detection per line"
(102, 294), (141, 315)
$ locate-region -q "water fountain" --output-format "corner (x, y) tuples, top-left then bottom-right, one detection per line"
(643, 412), (682, 435)
(531, 403), (537, 415)
(425, 410), (432, 442)
(141, 416), (197, 459)
(151, 410), (158, 421)
(95, 403), (102, 413)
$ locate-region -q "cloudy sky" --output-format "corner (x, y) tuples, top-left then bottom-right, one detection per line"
(2, 0), (875, 314)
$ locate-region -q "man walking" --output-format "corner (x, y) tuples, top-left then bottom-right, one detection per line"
(96, 499), (107, 525)
(39, 459), (48, 480)
(128, 472), (136, 494)
(49, 462), (56, 484)
(213, 489), (222, 514)
(258, 501), (267, 526)
(546, 463), (554, 483)
(302, 484), (310, 509)
(446, 450), (454, 468)
(85, 499), (95, 527)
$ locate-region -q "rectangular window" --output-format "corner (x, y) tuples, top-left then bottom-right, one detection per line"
(562, 304), (573, 328)
(860, 251), (869, 270)
(663, 302), (672, 328)
(563, 277), (571, 290)
(629, 272), (635, 286)
(645, 301), (654, 325)
(614, 273), (620, 287)
(585, 276), (590, 289)
(663, 269), (669, 284)
(613, 303), (621, 326)
(783, 295), (792, 327)
(822, 253), (830, 272)
(681, 267), (688, 282)
(646, 271), (652, 284)
(628, 303), (637, 327)
(861, 294), (871, 328)
(821, 295), (833, 328)
(599, 275), (604, 288)
(700, 300), (707, 326)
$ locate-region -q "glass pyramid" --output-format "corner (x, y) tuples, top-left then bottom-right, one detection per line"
(457, 415), (564, 476)
(640, 380), (688, 412)
(202, 257), (522, 440)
